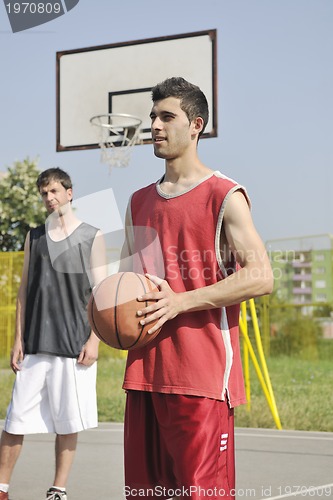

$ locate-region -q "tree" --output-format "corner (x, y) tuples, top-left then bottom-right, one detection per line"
(0, 158), (46, 251)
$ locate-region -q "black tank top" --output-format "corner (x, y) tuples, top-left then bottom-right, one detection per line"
(24, 222), (98, 357)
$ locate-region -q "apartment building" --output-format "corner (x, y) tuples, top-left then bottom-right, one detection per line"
(268, 235), (333, 305)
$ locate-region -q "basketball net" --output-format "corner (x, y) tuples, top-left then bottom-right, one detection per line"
(90, 114), (142, 172)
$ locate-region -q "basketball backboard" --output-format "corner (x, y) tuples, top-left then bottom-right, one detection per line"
(56, 29), (217, 152)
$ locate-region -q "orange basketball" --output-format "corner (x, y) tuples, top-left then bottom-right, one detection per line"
(87, 272), (162, 350)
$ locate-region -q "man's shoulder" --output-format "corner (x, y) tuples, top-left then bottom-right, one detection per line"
(80, 221), (99, 231)
(77, 222), (99, 238)
(131, 180), (159, 200)
(211, 171), (250, 207)
(211, 170), (240, 188)
(29, 224), (45, 238)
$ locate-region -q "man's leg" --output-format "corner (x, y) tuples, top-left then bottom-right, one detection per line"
(0, 431), (24, 484)
(155, 394), (235, 500)
(53, 433), (78, 487)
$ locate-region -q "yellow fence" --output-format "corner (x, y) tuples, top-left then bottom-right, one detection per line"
(0, 252), (24, 357)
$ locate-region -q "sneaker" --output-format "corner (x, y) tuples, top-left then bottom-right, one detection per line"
(0, 492), (8, 500)
(46, 488), (67, 500)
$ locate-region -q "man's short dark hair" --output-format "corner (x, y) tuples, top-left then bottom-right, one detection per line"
(151, 77), (209, 138)
(36, 168), (72, 191)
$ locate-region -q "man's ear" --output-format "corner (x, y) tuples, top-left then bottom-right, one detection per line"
(67, 188), (73, 202)
(192, 116), (204, 138)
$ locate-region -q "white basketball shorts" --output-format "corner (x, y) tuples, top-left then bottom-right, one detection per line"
(4, 354), (98, 435)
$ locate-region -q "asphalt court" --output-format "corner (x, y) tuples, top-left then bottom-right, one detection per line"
(1, 421), (332, 500)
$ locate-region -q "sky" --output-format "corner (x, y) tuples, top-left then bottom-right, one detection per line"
(1, 0), (332, 248)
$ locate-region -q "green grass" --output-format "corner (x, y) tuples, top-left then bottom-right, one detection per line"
(235, 356), (333, 432)
(96, 355), (126, 422)
(1, 353), (333, 432)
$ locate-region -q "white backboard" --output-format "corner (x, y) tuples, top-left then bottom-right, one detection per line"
(56, 29), (217, 151)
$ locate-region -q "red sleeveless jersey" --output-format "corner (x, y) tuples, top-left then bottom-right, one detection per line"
(123, 171), (249, 407)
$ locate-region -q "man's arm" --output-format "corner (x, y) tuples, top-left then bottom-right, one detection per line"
(78, 230), (107, 365)
(11, 232), (30, 373)
(90, 229), (108, 287)
(137, 191), (273, 333)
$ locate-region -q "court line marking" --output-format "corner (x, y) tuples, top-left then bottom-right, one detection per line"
(236, 431), (333, 441)
(88, 427), (333, 441)
(2, 421), (332, 441)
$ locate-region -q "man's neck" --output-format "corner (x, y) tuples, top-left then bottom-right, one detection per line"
(47, 208), (81, 241)
(161, 158), (213, 194)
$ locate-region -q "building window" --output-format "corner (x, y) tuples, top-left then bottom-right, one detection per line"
(314, 254), (325, 262)
(315, 280), (326, 289)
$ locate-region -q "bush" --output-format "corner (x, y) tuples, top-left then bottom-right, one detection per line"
(270, 316), (322, 360)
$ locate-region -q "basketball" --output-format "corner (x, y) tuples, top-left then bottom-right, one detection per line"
(87, 272), (162, 350)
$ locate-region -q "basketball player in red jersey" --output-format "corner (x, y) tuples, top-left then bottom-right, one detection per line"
(121, 77), (273, 499)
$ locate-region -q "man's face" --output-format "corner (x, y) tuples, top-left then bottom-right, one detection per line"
(39, 180), (72, 215)
(150, 97), (196, 160)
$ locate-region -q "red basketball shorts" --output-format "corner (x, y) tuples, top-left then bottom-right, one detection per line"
(124, 391), (235, 499)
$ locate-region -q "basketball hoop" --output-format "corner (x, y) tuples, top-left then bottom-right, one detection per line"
(90, 113), (142, 171)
